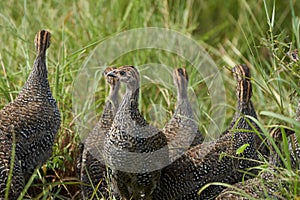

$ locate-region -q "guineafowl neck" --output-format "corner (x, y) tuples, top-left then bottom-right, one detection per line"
(108, 84), (120, 106)
(230, 100), (258, 130)
(230, 78), (257, 127)
(30, 56), (48, 79)
(17, 54), (55, 104)
(175, 98), (193, 118)
(177, 86), (188, 100)
(269, 147), (280, 166)
(237, 100), (257, 118)
(105, 86), (120, 115)
(116, 86), (141, 118)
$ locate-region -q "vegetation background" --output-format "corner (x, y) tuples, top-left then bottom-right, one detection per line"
(0, 0), (299, 199)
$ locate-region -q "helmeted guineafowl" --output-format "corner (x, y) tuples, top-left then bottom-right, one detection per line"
(152, 64), (267, 199)
(221, 64), (259, 136)
(164, 68), (204, 162)
(216, 96), (300, 199)
(104, 66), (169, 200)
(216, 127), (295, 200)
(80, 66), (120, 199)
(0, 30), (60, 199)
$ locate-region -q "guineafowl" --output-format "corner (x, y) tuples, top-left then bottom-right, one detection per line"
(0, 30), (60, 199)
(215, 127), (295, 200)
(220, 64), (258, 136)
(104, 66), (169, 200)
(152, 64), (267, 199)
(216, 97), (300, 199)
(80, 66), (120, 199)
(164, 68), (203, 162)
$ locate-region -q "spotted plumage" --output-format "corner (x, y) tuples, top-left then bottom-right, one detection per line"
(152, 64), (267, 199)
(0, 30), (60, 199)
(216, 77), (300, 200)
(216, 127), (296, 200)
(104, 66), (169, 200)
(164, 68), (204, 162)
(80, 66), (120, 199)
(221, 64), (258, 136)
(0, 128), (23, 199)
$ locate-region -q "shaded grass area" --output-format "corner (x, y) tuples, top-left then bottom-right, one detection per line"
(0, 0), (299, 199)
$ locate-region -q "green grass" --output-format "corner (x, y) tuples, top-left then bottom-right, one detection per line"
(0, 0), (299, 199)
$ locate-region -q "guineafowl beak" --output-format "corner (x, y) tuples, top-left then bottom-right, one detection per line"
(106, 70), (117, 78)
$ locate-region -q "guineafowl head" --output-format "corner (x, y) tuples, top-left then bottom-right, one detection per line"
(173, 68), (188, 99)
(232, 64), (251, 82)
(34, 30), (51, 56)
(269, 127), (294, 145)
(106, 65), (140, 91)
(103, 66), (120, 90)
(232, 64), (252, 105)
(268, 127), (295, 165)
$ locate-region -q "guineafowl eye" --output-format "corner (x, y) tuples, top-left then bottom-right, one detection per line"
(119, 71), (126, 76)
